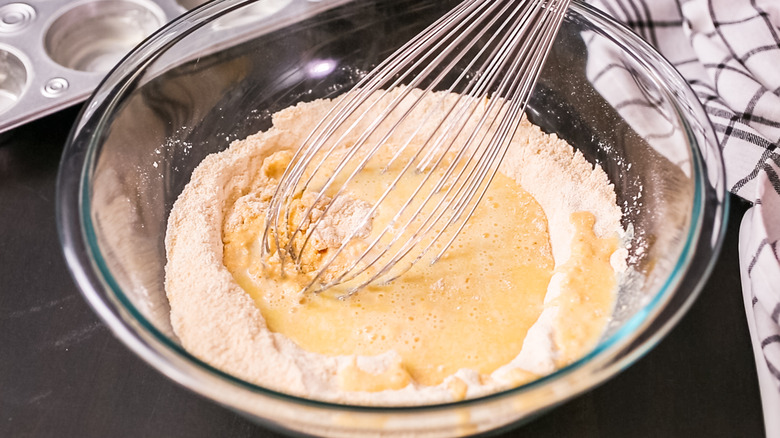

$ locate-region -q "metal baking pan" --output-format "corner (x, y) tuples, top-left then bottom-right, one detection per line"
(0, 0), (347, 133)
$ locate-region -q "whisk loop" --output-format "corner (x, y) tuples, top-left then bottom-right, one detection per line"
(261, 0), (571, 296)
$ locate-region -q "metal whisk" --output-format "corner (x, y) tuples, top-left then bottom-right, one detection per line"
(262, 0), (570, 295)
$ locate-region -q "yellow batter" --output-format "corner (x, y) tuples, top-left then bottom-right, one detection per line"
(222, 149), (617, 389)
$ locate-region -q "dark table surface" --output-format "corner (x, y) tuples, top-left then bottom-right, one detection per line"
(0, 106), (766, 437)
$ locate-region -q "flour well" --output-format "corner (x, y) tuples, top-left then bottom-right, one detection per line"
(164, 89), (625, 405)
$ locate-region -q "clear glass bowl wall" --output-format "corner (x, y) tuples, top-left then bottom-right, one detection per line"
(57, 0), (726, 436)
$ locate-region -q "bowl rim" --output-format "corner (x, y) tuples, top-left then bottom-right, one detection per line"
(56, 0), (729, 415)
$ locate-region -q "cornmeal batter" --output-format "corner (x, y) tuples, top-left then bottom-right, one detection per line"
(165, 88), (626, 405)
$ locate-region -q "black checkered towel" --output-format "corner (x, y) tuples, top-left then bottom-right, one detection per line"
(588, 0), (780, 434)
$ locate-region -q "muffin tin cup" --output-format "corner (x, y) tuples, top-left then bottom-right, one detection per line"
(0, 0), (333, 133)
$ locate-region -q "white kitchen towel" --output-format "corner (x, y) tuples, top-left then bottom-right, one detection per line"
(586, 0), (780, 435)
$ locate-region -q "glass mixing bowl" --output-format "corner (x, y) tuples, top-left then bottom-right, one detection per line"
(57, 0), (727, 435)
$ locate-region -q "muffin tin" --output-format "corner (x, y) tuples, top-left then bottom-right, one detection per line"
(0, 0), (345, 133)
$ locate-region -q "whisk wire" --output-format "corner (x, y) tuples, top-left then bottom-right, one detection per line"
(262, 0), (572, 294)
(296, 0), (549, 292)
(340, 0), (564, 290)
(431, 0), (571, 262)
(294, 1), (548, 290)
(279, 0), (518, 261)
(263, 1), (502, 270)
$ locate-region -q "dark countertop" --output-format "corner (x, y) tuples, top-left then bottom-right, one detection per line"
(0, 106), (766, 437)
